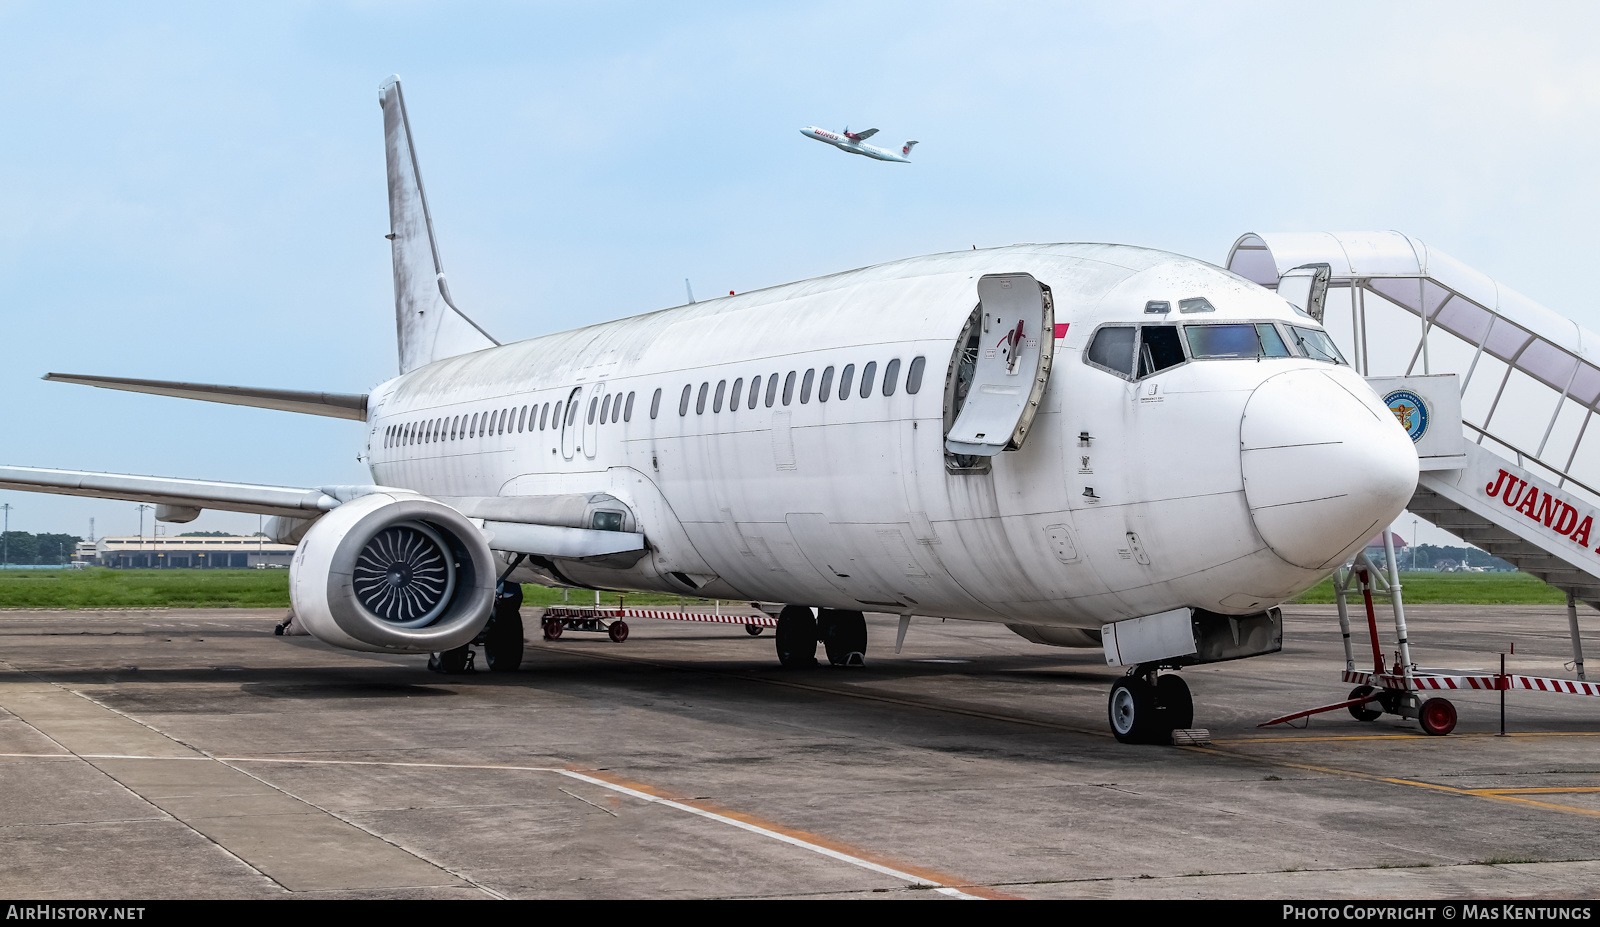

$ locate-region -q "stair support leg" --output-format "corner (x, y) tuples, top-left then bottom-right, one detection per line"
(1382, 531), (1417, 691)
(1568, 591), (1588, 681)
(1357, 558), (1384, 673)
(1334, 566), (1355, 672)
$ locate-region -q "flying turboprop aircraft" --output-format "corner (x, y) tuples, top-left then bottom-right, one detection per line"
(800, 125), (918, 162)
(0, 77), (1420, 744)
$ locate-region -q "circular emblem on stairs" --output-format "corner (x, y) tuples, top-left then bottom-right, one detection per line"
(1383, 389), (1429, 442)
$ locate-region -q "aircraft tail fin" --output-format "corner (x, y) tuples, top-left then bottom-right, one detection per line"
(902, 140), (919, 158)
(379, 76), (499, 375)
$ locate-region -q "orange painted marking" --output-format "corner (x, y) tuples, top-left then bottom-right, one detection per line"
(567, 766), (1018, 899)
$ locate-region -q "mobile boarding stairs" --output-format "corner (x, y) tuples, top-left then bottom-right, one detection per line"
(1227, 231), (1600, 733)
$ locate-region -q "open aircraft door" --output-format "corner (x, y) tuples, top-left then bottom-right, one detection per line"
(1275, 263), (1331, 323)
(944, 273), (1055, 457)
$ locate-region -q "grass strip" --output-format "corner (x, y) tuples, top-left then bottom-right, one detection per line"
(1291, 571), (1568, 605)
(2, 568), (1565, 609)
(0, 567), (726, 610)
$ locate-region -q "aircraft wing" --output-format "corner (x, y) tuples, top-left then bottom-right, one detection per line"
(0, 465), (347, 519)
(851, 128), (879, 140)
(0, 469), (646, 558)
(43, 373), (368, 421)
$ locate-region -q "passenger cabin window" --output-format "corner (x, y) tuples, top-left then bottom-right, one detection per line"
(906, 356), (926, 394)
(696, 382), (708, 414)
(601, 395), (612, 423)
(567, 401), (580, 426)
(749, 376), (761, 409)
(765, 374), (779, 407)
(587, 397), (598, 424)
(1289, 325), (1347, 364)
(623, 392), (634, 422)
(800, 369), (814, 403)
(1178, 297), (1215, 314)
(883, 358), (901, 396)
(860, 361), (877, 398)
(713, 380), (725, 413)
(838, 364), (855, 400)
(782, 371), (796, 405)
(818, 366), (834, 402)
(1185, 323), (1290, 359)
(649, 389), (661, 419)
(470, 413), (479, 438)
(679, 385), (691, 416)
(730, 378), (743, 409)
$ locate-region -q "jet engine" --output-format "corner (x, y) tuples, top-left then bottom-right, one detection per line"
(289, 492), (496, 654)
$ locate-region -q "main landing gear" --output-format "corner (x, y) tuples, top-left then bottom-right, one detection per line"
(774, 606), (868, 667)
(428, 581), (525, 675)
(1107, 666), (1194, 744)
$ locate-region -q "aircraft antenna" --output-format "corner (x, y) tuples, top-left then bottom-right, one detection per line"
(685, 279), (695, 304)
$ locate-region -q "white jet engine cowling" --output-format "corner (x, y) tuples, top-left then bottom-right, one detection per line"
(289, 492), (496, 654)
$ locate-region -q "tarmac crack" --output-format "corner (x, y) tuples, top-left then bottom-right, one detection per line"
(0, 659), (497, 897)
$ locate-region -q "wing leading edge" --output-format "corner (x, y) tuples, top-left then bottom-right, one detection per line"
(0, 466), (349, 520)
(43, 373), (368, 421)
(0, 467), (646, 560)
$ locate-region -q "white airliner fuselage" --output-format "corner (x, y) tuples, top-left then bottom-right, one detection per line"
(2, 77), (1419, 743)
(367, 244), (1415, 629)
(800, 126), (918, 162)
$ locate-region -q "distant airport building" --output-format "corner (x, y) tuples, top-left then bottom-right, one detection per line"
(95, 536), (296, 569)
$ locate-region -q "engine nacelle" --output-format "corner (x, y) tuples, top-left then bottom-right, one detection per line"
(289, 492), (496, 654)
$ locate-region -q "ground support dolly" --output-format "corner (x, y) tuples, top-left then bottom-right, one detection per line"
(541, 604), (779, 643)
(1262, 535), (1597, 734)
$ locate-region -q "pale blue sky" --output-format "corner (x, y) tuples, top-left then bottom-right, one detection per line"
(5, 2), (1600, 545)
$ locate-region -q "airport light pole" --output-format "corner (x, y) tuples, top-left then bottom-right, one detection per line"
(1, 503), (10, 570)
(137, 504), (153, 567)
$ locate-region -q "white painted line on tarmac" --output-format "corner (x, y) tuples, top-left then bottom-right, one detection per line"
(0, 750), (1000, 898)
(558, 768), (992, 899)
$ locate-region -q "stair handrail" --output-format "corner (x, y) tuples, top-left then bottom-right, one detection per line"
(1461, 421), (1600, 501)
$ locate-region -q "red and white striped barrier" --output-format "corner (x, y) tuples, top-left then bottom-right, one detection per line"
(543, 606), (777, 628)
(1342, 668), (1600, 697)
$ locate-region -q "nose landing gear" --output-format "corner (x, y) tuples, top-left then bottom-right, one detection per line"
(1108, 666), (1194, 744)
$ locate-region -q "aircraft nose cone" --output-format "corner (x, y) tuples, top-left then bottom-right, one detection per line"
(1241, 368), (1418, 570)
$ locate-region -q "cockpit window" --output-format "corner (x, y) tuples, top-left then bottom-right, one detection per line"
(1288, 325), (1347, 364)
(1144, 300), (1171, 314)
(1086, 325), (1136, 377)
(1138, 326), (1185, 377)
(1185, 323), (1291, 359)
(1088, 324), (1189, 380)
(1178, 297), (1215, 314)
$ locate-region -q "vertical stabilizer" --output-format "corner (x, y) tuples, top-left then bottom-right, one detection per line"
(379, 76), (498, 374)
